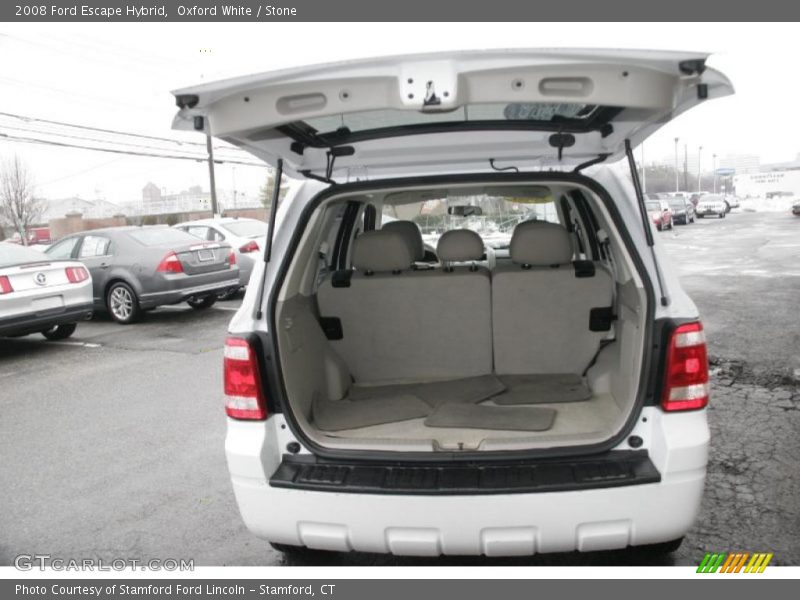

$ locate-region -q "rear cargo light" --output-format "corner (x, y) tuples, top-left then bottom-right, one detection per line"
(65, 266), (89, 283)
(156, 251), (184, 274)
(229, 250), (236, 267)
(239, 240), (259, 253)
(0, 275), (12, 294)
(224, 336), (267, 420)
(662, 322), (710, 411)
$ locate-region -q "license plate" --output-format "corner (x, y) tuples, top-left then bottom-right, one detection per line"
(32, 295), (64, 312)
(197, 249), (214, 262)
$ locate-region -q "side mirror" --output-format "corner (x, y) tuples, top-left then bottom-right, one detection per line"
(448, 205), (483, 217)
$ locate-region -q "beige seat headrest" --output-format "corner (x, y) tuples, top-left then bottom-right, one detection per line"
(436, 229), (484, 263)
(382, 220), (425, 261)
(352, 230), (413, 273)
(509, 221), (573, 266)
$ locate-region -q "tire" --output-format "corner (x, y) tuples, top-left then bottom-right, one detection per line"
(106, 281), (141, 324)
(187, 295), (217, 310)
(636, 537), (684, 555)
(719, 212), (725, 219)
(41, 323), (77, 340)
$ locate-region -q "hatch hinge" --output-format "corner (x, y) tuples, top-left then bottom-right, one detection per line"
(573, 153), (610, 173)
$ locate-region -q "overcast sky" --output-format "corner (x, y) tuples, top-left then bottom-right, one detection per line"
(1, 22), (799, 205)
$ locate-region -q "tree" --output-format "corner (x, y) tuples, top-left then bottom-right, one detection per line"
(0, 155), (43, 245)
(259, 171), (288, 209)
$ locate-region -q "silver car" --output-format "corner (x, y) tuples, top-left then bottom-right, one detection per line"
(0, 242), (93, 339)
(44, 226), (240, 324)
(174, 217), (266, 294)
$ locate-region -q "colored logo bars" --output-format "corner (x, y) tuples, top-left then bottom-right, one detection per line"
(697, 552), (773, 573)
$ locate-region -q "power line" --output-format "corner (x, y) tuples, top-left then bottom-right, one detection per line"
(0, 133), (265, 167)
(0, 111), (245, 153)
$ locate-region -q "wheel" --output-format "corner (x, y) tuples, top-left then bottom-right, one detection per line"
(106, 281), (141, 324)
(187, 295), (217, 310)
(668, 221), (674, 230)
(656, 224), (662, 231)
(41, 323), (77, 340)
(719, 212), (725, 219)
(636, 537), (684, 554)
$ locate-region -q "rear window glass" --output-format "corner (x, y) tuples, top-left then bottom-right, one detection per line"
(645, 201), (662, 211)
(126, 228), (194, 246)
(304, 103), (597, 135)
(220, 220), (265, 238)
(0, 242), (49, 268)
(381, 187), (560, 250)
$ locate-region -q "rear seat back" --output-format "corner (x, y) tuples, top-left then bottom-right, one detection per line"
(317, 229), (492, 383)
(491, 221), (613, 375)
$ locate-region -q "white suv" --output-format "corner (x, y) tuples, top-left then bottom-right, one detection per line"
(172, 49), (730, 557)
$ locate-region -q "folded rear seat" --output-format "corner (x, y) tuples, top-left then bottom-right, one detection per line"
(317, 229), (493, 383)
(491, 221), (613, 376)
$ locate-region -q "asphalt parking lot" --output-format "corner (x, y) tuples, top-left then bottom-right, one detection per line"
(0, 210), (798, 567)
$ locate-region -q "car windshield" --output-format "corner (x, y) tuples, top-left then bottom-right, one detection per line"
(220, 220), (265, 239)
(126, 228), (195, 246)
(645, 201), (662, 211)
(382, 187), (560, 250)
(0, 242), (50, 268)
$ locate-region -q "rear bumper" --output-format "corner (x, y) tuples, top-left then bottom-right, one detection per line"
(0, 302), (93, 337)
(139, 274), (240, 308)
(226, 408), (710, 556)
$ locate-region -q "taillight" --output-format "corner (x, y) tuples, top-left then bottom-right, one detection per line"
(65, 266), (89, 283)
(156, 252), (184, 274)
(662, 322), (709, 411)
(229, 250), (237, 267)
(224, 337), (267, 420)
(0, 276), (12, 294)
(239, 240), (259, 253)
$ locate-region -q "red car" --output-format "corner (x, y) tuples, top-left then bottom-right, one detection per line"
(645, 198), (673, 230)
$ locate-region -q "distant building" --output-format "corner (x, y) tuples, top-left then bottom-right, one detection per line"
(718, 154), (761, 175)
(142, 182), (162, 204)
(42, 197), (125, 221)
(733, 157), (800, 197)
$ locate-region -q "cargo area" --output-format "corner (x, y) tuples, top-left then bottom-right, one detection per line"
(272, 180), (650, 453)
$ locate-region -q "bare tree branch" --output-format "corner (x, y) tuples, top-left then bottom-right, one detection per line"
(0, 155), (43, 245)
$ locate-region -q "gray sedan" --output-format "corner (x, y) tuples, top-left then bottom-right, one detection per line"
(45, 226), (240, 324)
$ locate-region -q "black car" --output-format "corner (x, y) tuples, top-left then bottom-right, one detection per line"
(667, 195), (695, 225)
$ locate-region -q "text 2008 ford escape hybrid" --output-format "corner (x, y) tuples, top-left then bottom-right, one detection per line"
(172, 49), (731, 556)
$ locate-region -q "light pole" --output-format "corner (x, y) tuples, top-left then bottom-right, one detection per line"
(674, 137), (680, 191)
(641, 144), (646, 193)
(697, 146), (703, 192)
(712, 154), (717, 193)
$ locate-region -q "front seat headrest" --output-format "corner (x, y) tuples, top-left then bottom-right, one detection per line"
(436, 229), (484, 263)
(382, 220), (425, 261)
(509, 221), (573, 266)
(352, 230), (413, 273)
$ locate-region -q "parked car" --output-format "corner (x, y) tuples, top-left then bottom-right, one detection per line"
(174, 217), (266, 297)
(695, 194), (728, 218)
(666, 195), (695, 225)
(44, 226), (240, 324)
(724, 195), (740, 211)
(7, 227), (52, 246)
(688, 191), (707, 207)
(176, 49), (726, 557)
(644, 198), (673, 230)
(0, 242), (93, 339)
(792, 200), (800, 216)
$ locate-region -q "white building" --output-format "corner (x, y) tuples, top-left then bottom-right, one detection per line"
(42, 197), (125, 221)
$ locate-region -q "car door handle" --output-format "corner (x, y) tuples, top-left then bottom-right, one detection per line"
(99, 263), (109, 269)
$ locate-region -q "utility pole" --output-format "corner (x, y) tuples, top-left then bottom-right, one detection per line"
(683, 144), (688, 191)
(674, 137), (680, 191)
(712, 154), (717, 193)
(697, 146), (703, 192)
(206, 133), (219, 216)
